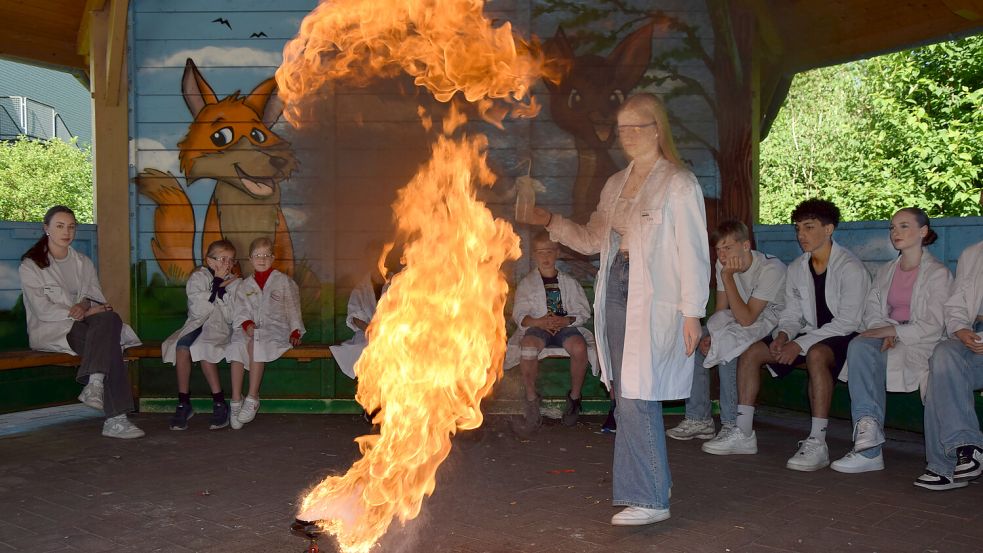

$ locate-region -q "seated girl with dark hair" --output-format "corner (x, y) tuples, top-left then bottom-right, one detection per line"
(19, 205), (143, 439)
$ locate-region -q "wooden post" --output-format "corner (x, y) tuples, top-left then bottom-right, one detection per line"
(87, 0), (131, 322)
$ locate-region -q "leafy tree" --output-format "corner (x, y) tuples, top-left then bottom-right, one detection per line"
(760, 35), (983, 223)
(0, 136), (93, 223)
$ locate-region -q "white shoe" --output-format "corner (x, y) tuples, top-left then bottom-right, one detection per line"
(667, 418), (715, 441)
(102, 415), (145, 439)
(237, 396), (260, 425)
(230, 400), (243, 430)
(611, 506), (670, 526)
(702, 426), (757, 455)
(831, 450), (884, 473)
(786, 437), (829, 471)
(78, 380), (104, 411)
(853, 416), (885, 452)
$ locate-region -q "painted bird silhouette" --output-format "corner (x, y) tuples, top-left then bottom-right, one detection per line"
(212, 17), (232, 29)
(250, 32), (268, 38)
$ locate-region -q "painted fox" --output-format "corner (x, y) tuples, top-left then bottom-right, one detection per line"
(137, 58), (300, 282)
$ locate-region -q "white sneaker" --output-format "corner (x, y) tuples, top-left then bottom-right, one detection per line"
(230, 400), (243, 430)
(853, 416), (885, 452)
(237, 396), (260, 425)
(78, 380), (104, 411)
(786, 437), (829, 471)
(831, 450), (884, 473)
(611, 506), (670, 526)
(702, 426), (757, 455)
(102, 415), (145, 439)
(667, 418), (715, 441)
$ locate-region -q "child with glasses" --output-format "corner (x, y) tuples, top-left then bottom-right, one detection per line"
(162, 239), (242, 430)
(228, 237), (305, 428)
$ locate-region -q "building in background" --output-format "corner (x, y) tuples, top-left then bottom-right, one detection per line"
(0, 59), (91, 147)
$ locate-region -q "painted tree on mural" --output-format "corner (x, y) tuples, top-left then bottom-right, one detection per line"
(535, 0), (754, 230)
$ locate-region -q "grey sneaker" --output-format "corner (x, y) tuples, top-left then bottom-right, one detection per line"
(702, 426), (757, 455)
(561, 392), (581, 427)
(102, 415), (145, 439)
(667, 418), (715, 440)
(78, 380), (104, 411)
(510, 394), (541, 436)
(853, 416), (885, 452)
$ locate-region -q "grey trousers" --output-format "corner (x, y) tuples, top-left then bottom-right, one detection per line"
(67, 311), (134, 418)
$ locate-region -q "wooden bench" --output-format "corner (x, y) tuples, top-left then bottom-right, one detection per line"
(125, 342), (333, 362)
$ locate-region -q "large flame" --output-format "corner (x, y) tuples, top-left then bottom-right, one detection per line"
(276, 0), (559, 127)
(279, 0), (556, 551)
(297, 135), (519, 552)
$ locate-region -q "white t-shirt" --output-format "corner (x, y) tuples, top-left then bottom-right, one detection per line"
(715, 250), (786, 309)
(47, 254), (82, 305)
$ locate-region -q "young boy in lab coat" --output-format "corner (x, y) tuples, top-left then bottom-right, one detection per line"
(666, 220), (786, 452)
(163, 239), (242, 431)
(508, 231), (596, 432)
(229, 237), (305, 429)
(733, 199), (870, 472)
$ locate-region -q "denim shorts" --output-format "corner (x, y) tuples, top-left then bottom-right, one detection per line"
(175, 326), (203, 350)
(523, 326), (583, 348)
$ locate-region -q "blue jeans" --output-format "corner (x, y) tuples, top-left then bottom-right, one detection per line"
(606, 253), (671, 509)
(685, 330), (738, 425)
(845, 336), (889, 458)
(924, 325), (983, 479)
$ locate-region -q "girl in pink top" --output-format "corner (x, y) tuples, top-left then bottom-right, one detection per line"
(831, 208), (952, 474)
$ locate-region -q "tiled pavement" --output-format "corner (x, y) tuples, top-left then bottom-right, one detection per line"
(0, 406), (980, 553)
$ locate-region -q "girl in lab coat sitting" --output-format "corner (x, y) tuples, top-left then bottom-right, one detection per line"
(19, 205), (143, 439)
(228, 237), (305, 428)
(831, 208), (951, 474)
(527, 93), (711, 526)
(162, 239), (242, 431)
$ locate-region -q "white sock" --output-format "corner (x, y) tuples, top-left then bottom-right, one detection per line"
(809, 417), (828, 441)
(88, 373), (105, 384)
(736, 405), (755, 436)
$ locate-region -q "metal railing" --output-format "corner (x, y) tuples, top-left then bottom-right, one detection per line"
(0, 96), (78, 146)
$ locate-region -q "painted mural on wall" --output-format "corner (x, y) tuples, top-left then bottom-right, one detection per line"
(137, 58), (299, 281)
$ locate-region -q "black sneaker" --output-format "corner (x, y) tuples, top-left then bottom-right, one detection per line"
(954, 445), (983, 480)
(913, 470), (969, 491)
(510, 394), (542, 437)
(561, 392), (582, 427)
(601, 408), (617, 434)
(169, 402), (194, 431)
(209, 401), (230, 430)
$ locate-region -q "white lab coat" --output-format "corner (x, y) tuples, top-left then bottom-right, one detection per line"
(18, 246), (141, 355)
(838, 250), (951, 394)
(547, 158), (710, 401)
(703, 251), (787, 367)
(330, 275), (386, 379)
(161, 267), (241, 364)
(229, 270), (305, 364)
(774, 241), (870, 352)
(18, 247), (140, 354)
(503, 269), (599, 374)
(944, 240), (983, 338)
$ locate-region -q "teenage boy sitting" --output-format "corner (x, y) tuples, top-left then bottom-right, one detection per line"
(666, 220), (786, 453)
(506, 231), (596, 433)
(728, 199), (870, 471)
(914, 239), (983, 490)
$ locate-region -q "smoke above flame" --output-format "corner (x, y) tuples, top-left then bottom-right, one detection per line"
(278, 1), (557, 551)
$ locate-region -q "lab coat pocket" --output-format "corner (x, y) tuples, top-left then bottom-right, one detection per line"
(651, 301), (680, 351)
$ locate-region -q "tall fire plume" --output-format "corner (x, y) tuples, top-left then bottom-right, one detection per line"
(276, 1), (557, 551)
